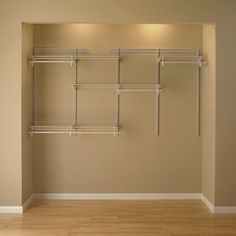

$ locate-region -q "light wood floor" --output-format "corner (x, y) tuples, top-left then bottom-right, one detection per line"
(1, 200), (236, 235)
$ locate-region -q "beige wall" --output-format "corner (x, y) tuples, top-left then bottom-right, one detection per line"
(202, 25), (216, 204)
(0, 0), (236, 206)
(33, 24), (202, 194)
(215, 24), (236, 207)
(22, 24), (34, 204)
(0, 17), (22, 206)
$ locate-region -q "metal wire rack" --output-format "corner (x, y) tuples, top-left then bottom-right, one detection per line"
(29, 125), (119, 136)
(28, 47), (206, 136)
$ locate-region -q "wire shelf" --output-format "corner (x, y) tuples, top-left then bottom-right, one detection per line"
(29, 47), (206, 136)
(29, 125), (119, 135)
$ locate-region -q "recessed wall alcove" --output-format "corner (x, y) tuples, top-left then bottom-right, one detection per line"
(22, 23), (215, 206)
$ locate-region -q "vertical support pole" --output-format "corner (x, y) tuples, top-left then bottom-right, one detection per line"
(32, 48), (36, 128)
(115, 49), (120, 136)
(196, 49), (201, 136)
(156, 49), (161, 136)
(73, 49), (78, 133)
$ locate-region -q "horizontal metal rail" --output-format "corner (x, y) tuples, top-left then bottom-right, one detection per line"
(74, 83), (115, 89)
(30, 61), (75, 64)
(161, 61), (206, 64)
(34, 47), (200, 54)
(111, 48), (200, 53)
(74, 83), (162, 91)
(29, 131), (76, 134)
(119, 89), (159, 92)
(29, 124), (119, 135)
(34, 48), (89, 53)
(29, 131), (119, 135)
(29, 48), (206, 66)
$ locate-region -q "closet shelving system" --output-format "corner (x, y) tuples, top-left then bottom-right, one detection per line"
(28, 47), (206, 136)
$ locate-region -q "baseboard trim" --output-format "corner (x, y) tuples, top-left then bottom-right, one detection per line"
(34, 193), (201, 200)
(214, 207), (236, 214)
(2, 193), (236, 214)
(0, 206), (23, 213)
(200, 194), (214, 213)
(23, 194), (34, 212)
(0, 194), (34, 213)
(200, 194), (236, 214)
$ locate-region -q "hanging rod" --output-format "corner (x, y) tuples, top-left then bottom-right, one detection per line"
(157, 56), (206, 66)
(33, 48), (89, 53)
(29, 125), (119, 130)
(119, 83), (162, 92)
(29, 131), (118, 135)
(76, 54), (119, 60)
(160, 60), (206, 65)
(111, 48), (158, 53)
(74, 83), (115, 89)
(30, 60), (75, 64)
(73, 83), (162, 92)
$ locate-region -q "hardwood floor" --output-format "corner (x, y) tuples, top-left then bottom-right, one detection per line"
(0, 200), (236, 235)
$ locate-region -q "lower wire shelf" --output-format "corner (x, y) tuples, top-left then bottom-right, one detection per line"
(29, 125), (119, 136)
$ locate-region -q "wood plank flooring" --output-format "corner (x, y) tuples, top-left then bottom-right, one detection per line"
(0, 200), (236, 235)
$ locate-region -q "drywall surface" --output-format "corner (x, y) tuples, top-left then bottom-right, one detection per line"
(22, 24), (34, 204)
(202, 25), (216, 205)
(0, 19), (22, 206)
(33, 24), (202, 194)
(0, 0), (236, 206)
(215, 25), (236, 207)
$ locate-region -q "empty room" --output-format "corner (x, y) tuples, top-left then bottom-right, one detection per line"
(1, 0), (236, 235)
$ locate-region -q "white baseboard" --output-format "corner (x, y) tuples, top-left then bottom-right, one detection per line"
(32, 193), (236, 214)
(2, 193), (236, 214)
(34, 193), (202, 200)
(214, 207), (236, 214)
(0, 194), (34, 213)
(200, 194), (236, 214)
(0, 206), (23, 213)
(23, 194), (34, 212)
(200, 194), (214, 213)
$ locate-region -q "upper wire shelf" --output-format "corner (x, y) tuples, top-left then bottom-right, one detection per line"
(29, 48), (119, 65)
(29, 48), (206, 66)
